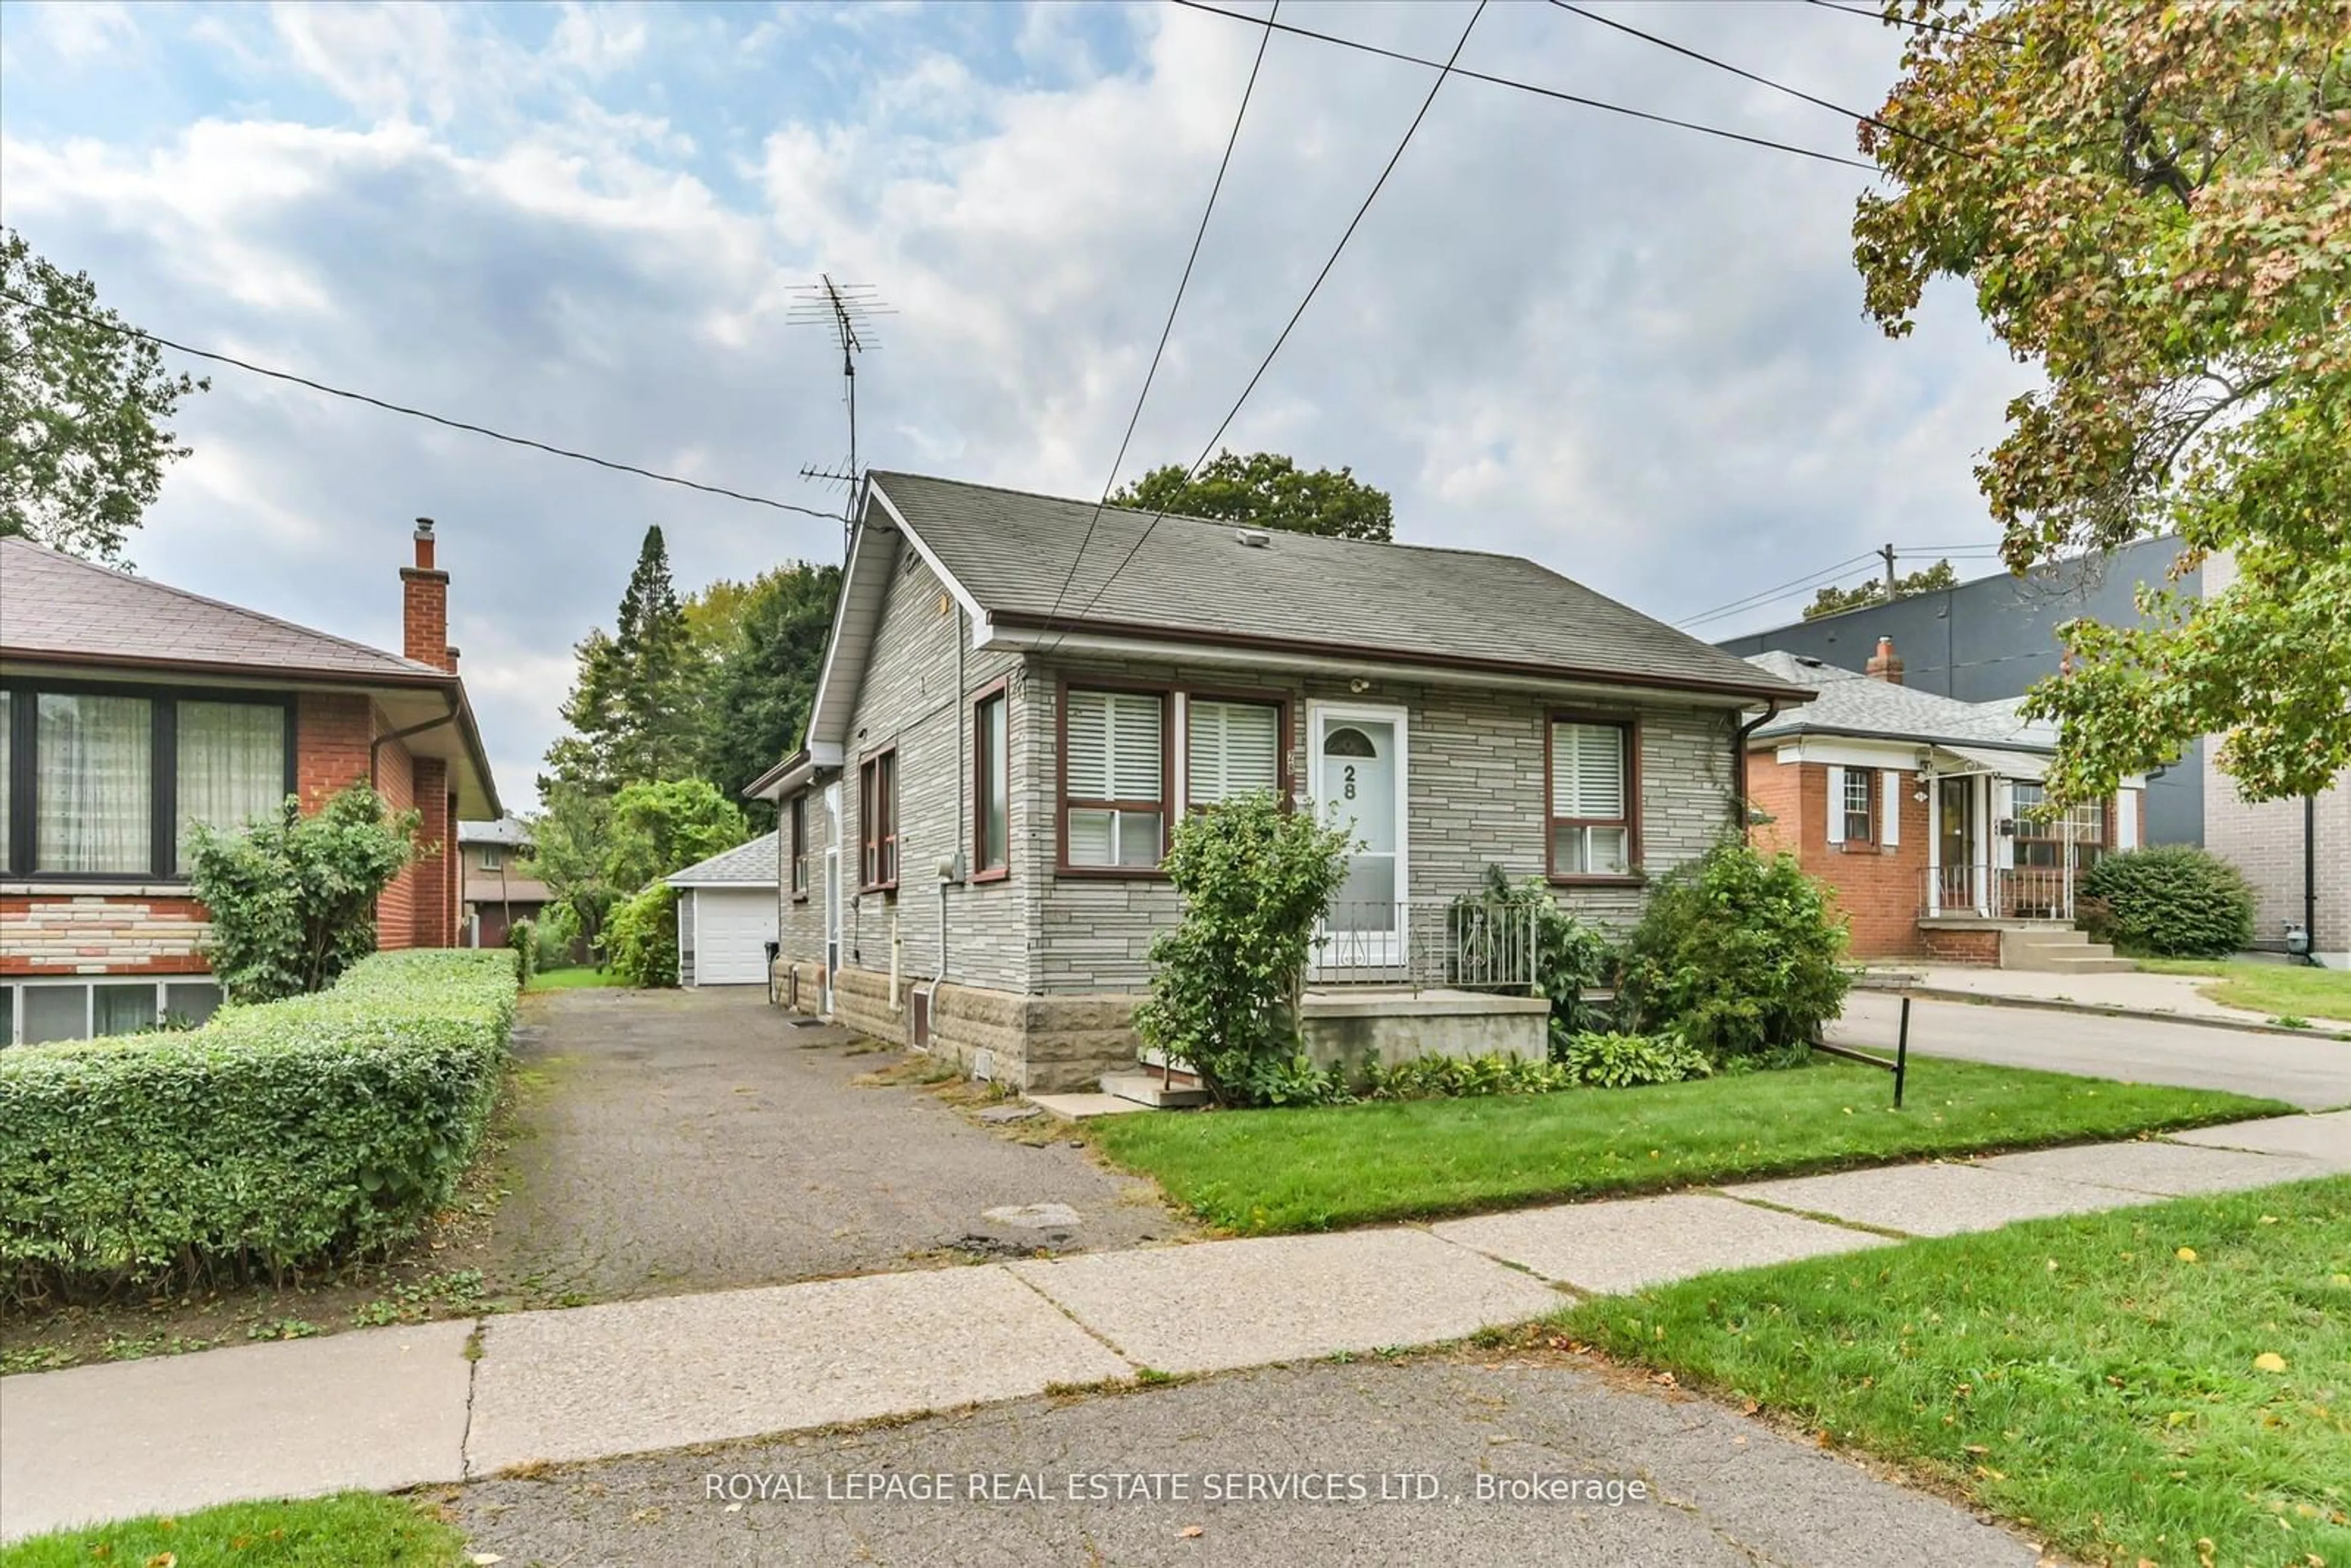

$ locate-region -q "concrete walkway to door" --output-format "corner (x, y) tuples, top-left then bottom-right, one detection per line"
(486, 987), (1183, 1306)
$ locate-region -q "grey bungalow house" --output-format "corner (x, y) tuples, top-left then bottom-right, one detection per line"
(752, 473), (1813, 1092)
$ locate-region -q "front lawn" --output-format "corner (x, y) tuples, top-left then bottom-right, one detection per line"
(0, 1492), (467, 1567)
(1560, 1177), (2351, 1568)
(1088, 1059), (2287, 1234)
(2134, 958), (2351, 1025)
(525, 964), (618, 992)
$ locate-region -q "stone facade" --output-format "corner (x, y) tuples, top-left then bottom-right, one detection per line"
(0, 893), (211, 977)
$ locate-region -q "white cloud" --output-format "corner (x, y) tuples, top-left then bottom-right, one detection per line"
(0, 0), (2032, 808)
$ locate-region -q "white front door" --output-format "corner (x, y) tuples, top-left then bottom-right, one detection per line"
(1310, 703), (1409, 973)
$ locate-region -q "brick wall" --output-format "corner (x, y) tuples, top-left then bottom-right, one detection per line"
(1747, 754), (1929, 959)
(2205, 757), (2350, 960)
(297, 692), (375, 809)
(410, 758), (452, 947)
(0, 894), (211, 976)
(375, 722), (418, 949)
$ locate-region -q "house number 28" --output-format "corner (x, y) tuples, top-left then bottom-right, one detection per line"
(1343, 765), (1358, 801)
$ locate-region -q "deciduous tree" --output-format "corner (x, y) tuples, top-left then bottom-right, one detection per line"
(1856, 2), (2350, 802)
(1113, 451), (1393, 541)
(0, 228), (206, 563)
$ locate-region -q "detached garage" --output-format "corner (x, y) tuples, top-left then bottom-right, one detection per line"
(668, 833), (779, 988)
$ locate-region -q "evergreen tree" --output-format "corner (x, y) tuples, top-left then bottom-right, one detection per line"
(538, 525), (703, 799)
(700, 561), (842, 827)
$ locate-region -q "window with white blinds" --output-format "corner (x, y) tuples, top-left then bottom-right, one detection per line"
(1548, 719), (1633, 878)
(1064, 689), (1164, 868)
(1187, 699), (1280, 808)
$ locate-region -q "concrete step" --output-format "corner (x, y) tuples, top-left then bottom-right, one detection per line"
(1100, 1071), (1211, 1109)
(2028, 954), (2138, 975)
(2008, 928), (2093, 948)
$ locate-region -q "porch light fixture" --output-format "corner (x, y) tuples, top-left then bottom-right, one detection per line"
(1349, 678), (1372, 694)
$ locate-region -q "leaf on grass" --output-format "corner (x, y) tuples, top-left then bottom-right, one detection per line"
(2176, 1247), (2199, 1262)
(2254, 1351), (2288, 1372)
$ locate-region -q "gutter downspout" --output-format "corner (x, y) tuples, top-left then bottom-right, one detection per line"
(939, 601), (966, 988)
(368, 690), (460, 793)
(1731, 702), (1786, 838)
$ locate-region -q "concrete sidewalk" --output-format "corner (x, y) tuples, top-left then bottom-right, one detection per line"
(6, 1109), (2346, 1542)
(1864, 962), (2351, 1035)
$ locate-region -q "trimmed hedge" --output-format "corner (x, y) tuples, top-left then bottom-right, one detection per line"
(0, 950), (517, 1304)
(2080, 846), (2256, 958)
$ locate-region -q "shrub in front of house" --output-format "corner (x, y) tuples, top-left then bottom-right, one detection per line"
(2079, 846), (2256, 958)
(506, 917), (538, 985)
(0, 950), (516, 1304)
(604, 883), (680, 987)
(1554, 1029), (1712, 1088)
(1137, 792), (1356, 1106)
(1618, 841), (1850, 1063)
(186, 784), (422, 1004)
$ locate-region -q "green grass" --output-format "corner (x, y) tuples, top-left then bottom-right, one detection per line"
(2134, 958), (2351, 1024)
(1559, 1178), (2351, 1568)
(1088, 1059), (2287, 1234)
(525, 964), (618, 992)
(0, 1492), (467, 1567)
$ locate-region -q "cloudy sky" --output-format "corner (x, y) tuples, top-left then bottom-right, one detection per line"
(1, 0), (2031, 812)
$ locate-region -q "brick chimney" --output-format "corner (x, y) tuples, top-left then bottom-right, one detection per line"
(400, 517), (455, 673)
(1864, 634), (1905, 685)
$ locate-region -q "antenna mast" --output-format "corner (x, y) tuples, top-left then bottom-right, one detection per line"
(789, 276), (893, 557)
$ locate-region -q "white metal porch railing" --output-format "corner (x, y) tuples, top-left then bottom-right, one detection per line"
(1308, 896), (1541, 991)
(1922, 865), (2077, 921)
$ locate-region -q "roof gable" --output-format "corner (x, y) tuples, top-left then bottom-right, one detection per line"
(667, 831), (779, 886)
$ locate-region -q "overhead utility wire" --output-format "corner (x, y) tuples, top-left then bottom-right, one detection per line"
(1, 288), (846, 522)
(1047, 1), (1489, 647)
(1549, 1), (1979, 163)
(1674, 552), (1877, 629)
(1169, 0), (1875, 173)
(1036, 0), (1280, 639)
(1802, 0), (2022, 48)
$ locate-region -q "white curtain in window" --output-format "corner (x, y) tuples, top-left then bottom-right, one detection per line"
(176, 702), (287, 872)
(37, 694), (151, 874)
(1550, 722), (1624, 817)
(1187, 700), (1278, 806)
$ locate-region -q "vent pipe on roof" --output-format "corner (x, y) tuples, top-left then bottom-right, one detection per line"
(1236, 528), (1270, 548)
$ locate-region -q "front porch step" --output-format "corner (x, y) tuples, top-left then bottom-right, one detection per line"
(2000, 928), (2132, 973)
(1101, 1071), (1212, 1109)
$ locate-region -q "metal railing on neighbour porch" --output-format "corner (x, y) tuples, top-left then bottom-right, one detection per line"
(1308, 896), (1540, 991)
(1922, 865), (2077, 921)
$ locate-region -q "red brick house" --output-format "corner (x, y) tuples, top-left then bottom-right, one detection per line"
(0, 522), (499, 1041)
(1741, 640), (2145, 968)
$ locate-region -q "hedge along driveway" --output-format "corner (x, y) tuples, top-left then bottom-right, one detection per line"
(1087, 1059), (2292, 1235)
(0, 951), (518, 1303)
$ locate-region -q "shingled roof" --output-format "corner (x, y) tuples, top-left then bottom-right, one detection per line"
(0, 537), (449, 683)
(868, 472), (1809, 704)
(1741, 650), (2057, 751)
(667, 831), (779, 887)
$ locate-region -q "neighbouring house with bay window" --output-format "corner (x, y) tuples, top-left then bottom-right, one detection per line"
(749, 471), (1813, 1094)
(1740, 641), (2143, 969)
(0, 523), (500, 1043)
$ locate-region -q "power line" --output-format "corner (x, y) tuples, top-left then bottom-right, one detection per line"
(1171, 0), (1876, 173)
(1, 288), (847, 523)
(1801, 0), (2021, 48)
(1674, 552), (1877, 629)
(1037, 0), (1280, 640)
(1549, 1), (1979, 163)
(1049, 1), (1488, 646)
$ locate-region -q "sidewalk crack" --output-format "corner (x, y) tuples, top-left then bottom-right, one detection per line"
(999, 1264), (1140, 1370)
(458, 1316), (487, 1483)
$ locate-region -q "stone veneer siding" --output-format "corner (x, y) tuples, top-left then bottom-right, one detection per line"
(0, 894), (212, 977)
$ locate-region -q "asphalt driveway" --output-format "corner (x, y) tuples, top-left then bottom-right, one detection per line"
(489, 988), (1183, 1306)
(1836, 992), (2351, 1111)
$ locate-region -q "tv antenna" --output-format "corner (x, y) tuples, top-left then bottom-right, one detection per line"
(789, 276), (893, 554)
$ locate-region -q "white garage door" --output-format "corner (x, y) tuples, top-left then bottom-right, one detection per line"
(687, 888), (776, 986)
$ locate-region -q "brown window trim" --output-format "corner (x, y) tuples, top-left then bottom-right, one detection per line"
(971, 677), (1011, 884)
(859, 744), (898, 895)
(787, 793), (810, 902)
(1182, 686), (1292, 814)
(1545, 710), (1643, 886)
(1056, 677), (1172, 880)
